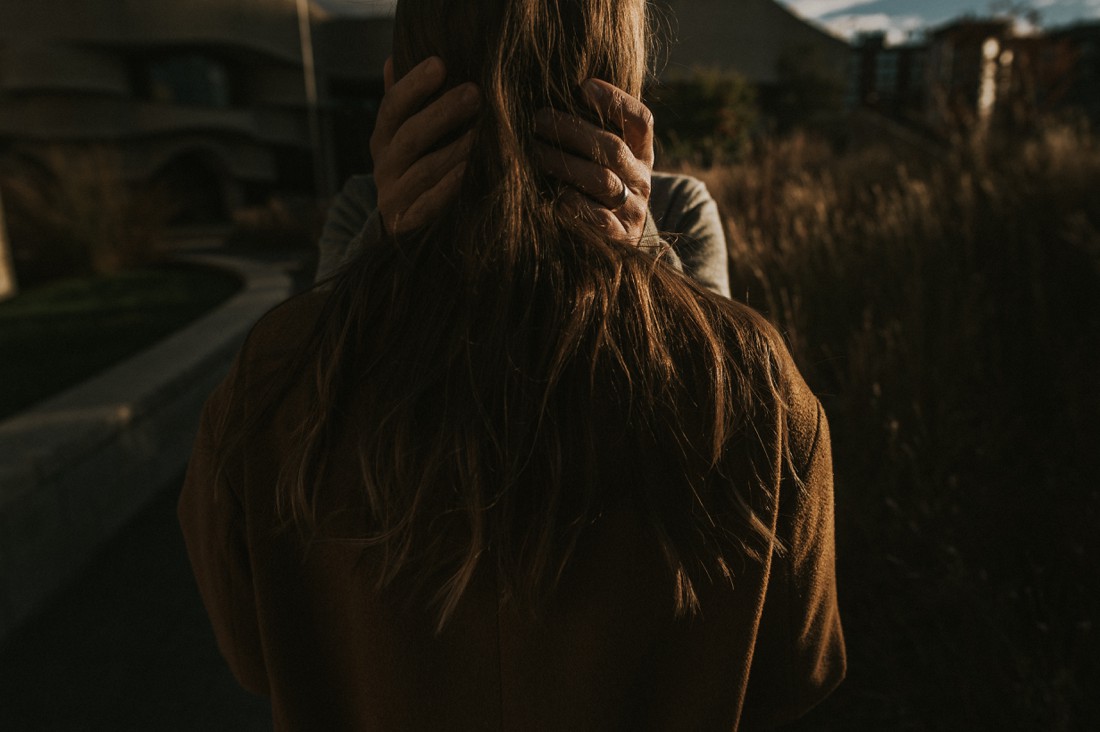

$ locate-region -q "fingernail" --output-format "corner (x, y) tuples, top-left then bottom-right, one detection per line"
(463, 84), (480, 106)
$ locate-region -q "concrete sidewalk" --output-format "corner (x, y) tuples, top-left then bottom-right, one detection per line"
(0, 248), (311, 728)
(0, 251), (298, 645)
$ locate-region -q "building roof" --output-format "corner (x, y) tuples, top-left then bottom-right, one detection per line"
(1047, 19), (1100, 40)
(0, 0), (329, 64)
(655, 0), (850, 85)
(314, 0), (852, 86)
(928, 17), (1012, 41)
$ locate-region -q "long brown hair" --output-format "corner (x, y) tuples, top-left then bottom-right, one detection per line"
(280, 0), (785, 632)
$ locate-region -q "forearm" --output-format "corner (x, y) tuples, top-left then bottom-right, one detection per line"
(318, 177), (684, 281)
(316, 175), (380, 282)
(651, 173), (731, 298)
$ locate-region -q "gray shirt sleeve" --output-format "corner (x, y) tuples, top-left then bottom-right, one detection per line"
(649, 172), (731, 299)
(316, 172), (729, 299)
(315, 175), (381, 281)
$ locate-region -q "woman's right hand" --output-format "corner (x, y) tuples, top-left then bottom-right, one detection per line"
(534, 79), (655, 243)
(370, 56), (481, 235)
(370, 58), (655, 243)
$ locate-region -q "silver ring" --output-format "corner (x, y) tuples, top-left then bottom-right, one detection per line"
(611, 179), (630, 210)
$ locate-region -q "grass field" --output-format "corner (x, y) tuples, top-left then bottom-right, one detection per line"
(679, 121), (1100, 729)
(0, 262), (242, 421)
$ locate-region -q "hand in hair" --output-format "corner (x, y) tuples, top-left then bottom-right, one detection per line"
(370, 56), (480, 235)
(370, 56), (655, 244)
(534, 79), (655, 243)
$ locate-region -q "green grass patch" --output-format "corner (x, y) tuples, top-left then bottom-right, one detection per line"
(0, 262), (242, 421)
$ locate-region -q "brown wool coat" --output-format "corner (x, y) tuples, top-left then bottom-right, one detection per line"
(179, 289), (845, 731)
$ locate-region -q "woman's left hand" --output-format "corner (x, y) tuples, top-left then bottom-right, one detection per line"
(534, 79), (655, 243)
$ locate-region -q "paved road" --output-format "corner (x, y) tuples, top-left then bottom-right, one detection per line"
(0, 479), (272, 731)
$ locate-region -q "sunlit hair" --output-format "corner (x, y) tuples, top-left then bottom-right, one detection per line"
(277, 0), (786, 632)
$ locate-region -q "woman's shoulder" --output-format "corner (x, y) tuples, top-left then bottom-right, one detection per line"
(650, 171), (715, 218)
(710, 298), (823, 455)
(199, 288), (335, 437)
(234, 288), (332, 383)
(651, 171), (712, 200)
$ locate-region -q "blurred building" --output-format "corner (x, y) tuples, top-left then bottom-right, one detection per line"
(0, 0), (847, 222)
(655, 0), (849, 87)
(848, 17), (1100, 131)
(307, 0), (855, 158)
(848, 32), (927, 116)
(1040, 21), (1100, 124)
(313, 16), (391, 188)
(318, 0), (853, 168)
(924, 19), (1015, 127)
(0, 0), (372, 223)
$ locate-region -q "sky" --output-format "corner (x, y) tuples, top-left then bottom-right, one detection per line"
(317, 0), (1100, 45)
(781, 0), (1100, 43)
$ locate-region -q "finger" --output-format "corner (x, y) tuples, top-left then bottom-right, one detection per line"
(559, 188), (627, 238)
(399, 162), (467, 234)
(535, 142), (630, 210)
(385, 83), (480, 173)
(372, 56), (446, 151)
(582, 79), (655, 168)
(383, 56), (394, 94)
(534, 108), (637, 178)
(390, 130), (475, 213)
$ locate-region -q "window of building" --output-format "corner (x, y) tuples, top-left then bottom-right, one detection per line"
(908, 54), (926, 91)
(876, 51), (899, 95)
(844, 51), (860, 108)
(143, 55), (234, 107)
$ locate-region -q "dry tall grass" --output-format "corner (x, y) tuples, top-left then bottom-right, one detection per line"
(681, 121), (1099, 729)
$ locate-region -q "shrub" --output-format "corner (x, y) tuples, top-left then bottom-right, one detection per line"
(0, 146), (175, 284)
(647, 66), (760, 166)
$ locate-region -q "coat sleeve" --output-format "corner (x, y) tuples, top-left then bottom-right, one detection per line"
(178, 369), (271, 697)
(741, 398), (847, 728)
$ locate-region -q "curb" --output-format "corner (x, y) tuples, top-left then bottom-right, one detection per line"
(0, 254), (294, 644)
